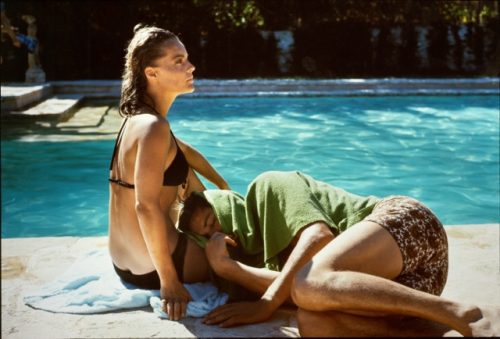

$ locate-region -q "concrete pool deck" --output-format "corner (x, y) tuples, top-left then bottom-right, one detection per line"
(2, 224), (499, 338)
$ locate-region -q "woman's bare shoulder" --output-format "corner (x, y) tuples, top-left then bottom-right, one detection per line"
(125, 113), (170, 146)
(130, 113), (170, 137)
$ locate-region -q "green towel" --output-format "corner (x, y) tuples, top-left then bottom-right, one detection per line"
(245, 171), (380, 270)
(187, 190), (264, 301)
(186, 190), (264, 266)
(203, 190), (264, 257)
(195, 171), (380, 272)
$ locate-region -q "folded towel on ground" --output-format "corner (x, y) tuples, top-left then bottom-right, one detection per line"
(24, 249), (228, 318)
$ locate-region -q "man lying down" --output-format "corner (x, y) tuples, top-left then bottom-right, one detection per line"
(178, 170), (499, 337)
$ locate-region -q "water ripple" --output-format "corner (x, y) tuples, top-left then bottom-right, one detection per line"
(1, 95), (499, 237)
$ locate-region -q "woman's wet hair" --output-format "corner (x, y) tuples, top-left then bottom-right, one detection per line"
(178, 192), (212, 233)
(119, 24), (177, 117)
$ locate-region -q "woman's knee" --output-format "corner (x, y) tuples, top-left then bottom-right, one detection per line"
(182, 237), (210, 283)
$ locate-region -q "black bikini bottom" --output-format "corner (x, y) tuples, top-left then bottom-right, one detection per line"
(113, 232), (188, 289)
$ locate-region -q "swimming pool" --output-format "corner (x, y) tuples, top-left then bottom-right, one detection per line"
(1, 94), (498, 238)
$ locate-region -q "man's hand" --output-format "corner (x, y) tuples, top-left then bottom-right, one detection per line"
(205, 232), (237, 273)
(161, 278), (192, 321)
(203, 299), (275, 327)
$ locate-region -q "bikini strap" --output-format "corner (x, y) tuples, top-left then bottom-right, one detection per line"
(109, 118), (129, 171)
(169, 130), (188, 189)
(170, 130), (181, 147)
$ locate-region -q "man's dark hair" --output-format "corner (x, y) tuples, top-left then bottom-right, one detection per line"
(178, 192), (212, 233)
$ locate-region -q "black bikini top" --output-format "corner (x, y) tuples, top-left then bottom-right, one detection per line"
(109, 118), (189, 189)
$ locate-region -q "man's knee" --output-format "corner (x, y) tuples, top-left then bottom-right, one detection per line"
(291, 262), (312, 307)
(291, 260), (332, 308)
(292, 266), (348, 310)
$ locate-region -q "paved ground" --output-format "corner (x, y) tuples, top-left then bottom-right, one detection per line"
(2, 224), (499, 338)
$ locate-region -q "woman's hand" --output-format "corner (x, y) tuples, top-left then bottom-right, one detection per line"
(203, 299), (275, 327)
(160, 278), (192, 321)
(205, 232), (237, 274)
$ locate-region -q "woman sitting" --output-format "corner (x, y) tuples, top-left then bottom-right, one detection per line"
(108, 25), (229, 321)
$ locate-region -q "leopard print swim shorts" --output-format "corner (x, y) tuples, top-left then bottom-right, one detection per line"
(364, 196), (448, 296)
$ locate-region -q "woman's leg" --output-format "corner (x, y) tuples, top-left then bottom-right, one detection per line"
(182, 236), (211, 283)
(292, 221), (499, 337)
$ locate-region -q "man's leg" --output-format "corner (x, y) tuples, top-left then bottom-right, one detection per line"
(213, 222), (334, 296)
(203, 222), (336, 327)
(297, 308), (457, 337)
(292, 221), (499, 337)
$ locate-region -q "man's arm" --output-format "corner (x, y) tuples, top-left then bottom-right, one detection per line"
(204, 222), (335, 327)
(205, 232), (279, 295)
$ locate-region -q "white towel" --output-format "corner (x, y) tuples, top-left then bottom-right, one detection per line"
(24, 249), (228, 318)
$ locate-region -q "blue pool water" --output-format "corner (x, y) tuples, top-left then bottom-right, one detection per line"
(1, 95), (499, 238)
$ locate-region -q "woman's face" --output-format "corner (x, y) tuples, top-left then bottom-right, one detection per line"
(148, 38), (195, 95)
(189, 206), (222, 238)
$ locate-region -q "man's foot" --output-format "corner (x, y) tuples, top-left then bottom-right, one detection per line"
(466, 305), (500, 337)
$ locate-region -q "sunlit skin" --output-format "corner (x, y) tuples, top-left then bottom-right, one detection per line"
(186, 209), (334, 327)
(109, 34), (229, 323)
(144, 38), (196, 113)
(185, 203), (500, 336)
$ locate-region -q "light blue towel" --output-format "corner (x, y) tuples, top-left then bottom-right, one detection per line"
(24, 249), (228, 318)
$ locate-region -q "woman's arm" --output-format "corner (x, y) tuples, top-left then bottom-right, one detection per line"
(134, 119), (191, 320)
(176, 138), (229, 189)
(171, 169), (206, 221)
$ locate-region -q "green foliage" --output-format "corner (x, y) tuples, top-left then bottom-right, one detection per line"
(194, 0), (265, 30)
(255, 0), (499, 27)
(1, 0), (498, 80)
